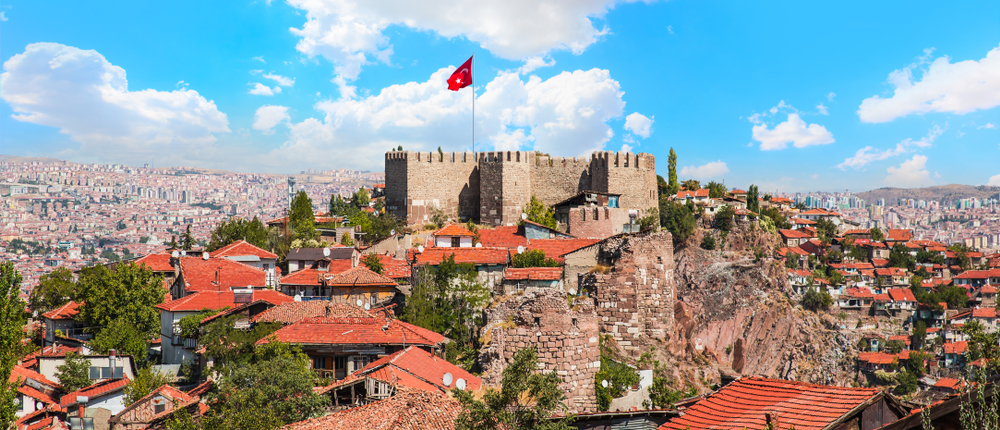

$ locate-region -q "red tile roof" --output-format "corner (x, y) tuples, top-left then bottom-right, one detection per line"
(504, 267), (563, 281)
(18, 384), (58, 405)
(659, 377), (880, 430)
(186, 379), (214, 398)
(376, 255), (411, 279)
(60, 378), (130, 407)
(156, 289), (292, 312)
(355, 346), (482, 393)
(526, 238), (600, 259)
(875, 268), (907, 277)
(954, 269), (1000, 279)
(886, 229), (914, 242)
(282, 388), (462, 430)
(258, 317), (445, 347)
(779, 229), (813, 239)
(790, 218), (816, 225)
(872, 258), (889, 267)
(210, 240), (278, 260)
(476, 226), (527, 248)
(858, 352), (897, 365)
(10, 365), (61, 388)
(413, 247), (509, 266)
(843, 287), (875, 298)
(133, 253), (175, 272)
(178, 256), (267, 291)
(944, 341), (968, 354)
(887, 288), (917, 302)
(280, 268), (324, 286)
(972, 308), (996, 318)
(253, 302), (373, 324)
(676, 189), (710, 199)
(432, 224), (475, 237)
(41, 301), (81, 320)
(322, 266), (398, 286)
(934, 378), (964, 389)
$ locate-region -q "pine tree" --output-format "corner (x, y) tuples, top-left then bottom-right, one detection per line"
(289, 191), (317, 242)
(667, 148), (679, 196)
(181, 224), (195, 250)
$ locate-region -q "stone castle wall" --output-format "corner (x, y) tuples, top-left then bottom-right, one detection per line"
(385, 150), (656, 226)
(584, 231), (675, 356)
(480, 290), (600, 413)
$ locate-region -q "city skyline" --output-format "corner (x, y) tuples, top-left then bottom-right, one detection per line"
(0, 0), (998, 193)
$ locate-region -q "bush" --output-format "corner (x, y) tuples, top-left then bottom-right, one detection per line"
(714, 206), (734, 232)
(700, 235), (716, 250)
(802, 287), (832, 311)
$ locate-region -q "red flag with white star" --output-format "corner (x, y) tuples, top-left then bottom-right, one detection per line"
(447, 56), (473, 91)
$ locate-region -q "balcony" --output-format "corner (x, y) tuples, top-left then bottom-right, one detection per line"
(300, 296), (330, 302)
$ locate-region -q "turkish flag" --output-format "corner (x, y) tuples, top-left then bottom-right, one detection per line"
(447, 56), (473, 91)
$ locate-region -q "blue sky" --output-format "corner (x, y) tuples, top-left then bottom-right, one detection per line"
(1, 0), (998, 192)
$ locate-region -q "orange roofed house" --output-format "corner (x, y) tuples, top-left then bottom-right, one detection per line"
(659, 377), (907, 430)
(257, 317), (445, 382)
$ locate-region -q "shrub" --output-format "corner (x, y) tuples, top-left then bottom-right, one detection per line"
(700, 235), (716, 250)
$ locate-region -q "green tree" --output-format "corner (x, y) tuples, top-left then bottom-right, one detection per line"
(759, 206), (791, 230)
(124, 366), (171, 406)
(656, 175), (669, 197)
(815, 218), (837, 243)
(660, 199), (696, 245)
(454, 347), (574, 430)
(595, 337), (640, 411)
(90, 317), (152, 368)
(522, 196), (556, 229)
(329, 194), (350, 217)
(76, 263), (165, 340)
(206, 217), (270, 252)
(912, 320), (927, 350)
(714, 205), (735, 232)
(512, 249), (560, 268)
(200, 316), (283, 371)
(948, 244), (972, 270)
(870, 227), (884, 242)
(680, 179), (700, 192)
(666, 148), (679, 196)
(746, 185), (760, 214)
(28, 267), (76, 313)
(350, 187), (371, 209)
(56, 352), (92, 392)
(1, 262), (28, 430)
(706, 181), (727, 199)
(181, 224), (196, 251)
(289, 190), (317, 242)
(963, 320), (1000, 371)
(700, 235), (716, 250)
(888, 243), (915, 270)
(360, 254), (384, 274)
(802, 287), (832, 311)
(340, 232), (354, 246)
(199, 355), (329, 430)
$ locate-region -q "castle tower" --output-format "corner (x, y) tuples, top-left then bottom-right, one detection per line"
(590, 152), (657, 213)
(478, 151), (534, 226)
(384, 151), (479, 225)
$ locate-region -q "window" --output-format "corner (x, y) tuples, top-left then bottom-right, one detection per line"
(89, 367), (101, 379)
(580, 209), (586, 222)
(154, 404), (166, 414)
(451, 237), (460, 248)
(335, 356), (347, 370)
(593, 208), (599, 221)
(313, 356), (327, 369)
(349, 356), (372, 373)
(609, 196), (618, 208)
(534, 317), (541, 326)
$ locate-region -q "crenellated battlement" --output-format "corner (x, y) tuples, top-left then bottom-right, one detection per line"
(385, 149), (656, 226)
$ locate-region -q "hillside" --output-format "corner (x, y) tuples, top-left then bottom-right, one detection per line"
(856, 184), (1000, 205)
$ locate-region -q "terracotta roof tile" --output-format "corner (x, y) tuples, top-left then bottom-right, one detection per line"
(526, 238), (600, 259)
(504, 267), (563, 281)
(258, 317), (445, 347)
(413, 247), (509, 266)
(282, 388), (462, 430)
(156, 290), (292, 312)
(178, 256), (267, 291)
(944, 341), (968, 354)
(432, 224), (475, 237)
(322, 266), (398, 286)
(779, 229), (813, 239)
(41, 301), (81, 320)
(133, 253), (175, 272)
(19, 384), (58, 405)
(253, 302), (372, 324)
(209, 240), (278, 260)
(476, 226), (527, 248)
(354, 346), (482, 393)
(887, 288), (917, 302)
(280, 268), (325, 286)
(10, 365), (61, 388)
(659, 377), (880, 430)
(886, 229), (914, 241)
(376, 255), (411, 279)
(60, 378), (130, 407)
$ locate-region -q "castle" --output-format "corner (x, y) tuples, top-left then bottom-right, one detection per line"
(385, 150), (657, 226)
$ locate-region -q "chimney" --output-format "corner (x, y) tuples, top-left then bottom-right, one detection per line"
(76, 396), (89, 420)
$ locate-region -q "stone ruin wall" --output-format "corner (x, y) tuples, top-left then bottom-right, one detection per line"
(584, 231), (676, 357)
(385, 150), (657, 226)
(480, 290), (600, 413)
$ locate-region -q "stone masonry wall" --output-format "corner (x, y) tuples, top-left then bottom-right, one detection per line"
(590, 152), (658, 214)
(585, 231), (675, 357)
(531, 156), (592, 207)
(385, 151), (478, 224)
(480, 290), (600, 413)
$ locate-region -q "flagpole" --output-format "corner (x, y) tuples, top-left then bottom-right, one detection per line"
(472, 52), (475, 155)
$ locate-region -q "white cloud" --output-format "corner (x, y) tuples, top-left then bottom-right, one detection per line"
(667, 25), (673, 34)
(0, 11), (7, 22)
(263, 73), (295, 87)
(249, 82), (281, 96)
(623, 112), (653, 138)
(858, 45), (1000, 123)
(978, 123), (996, 129)
(680, 161), (729, 179)
(884, 155), (934, 188)
(827, 92), (836, 101)
(265, 67), (626, 171)
(253, 105), (291, 135)
(816, 103), (829, 115)
(253, 56), (266, 63)
(518, 56), (556, 75)
(837, 125), (943, 170)
(0, 43), (229, 166)
(752, 113), (834, 150)
(287, 0), (639, 91)
(988, 174), (1000, 186)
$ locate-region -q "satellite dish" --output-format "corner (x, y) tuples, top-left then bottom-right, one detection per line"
(521, 213), (527, 220)
(475, 243), (482, 248)
(456, 378), (467, 390)
(443, 373), (453, 387)
(36, 401), (44, 410)
(202, 252), (210, 260)
(181, 250), (187, 256)
(364, 303), (371, 310)
(601, 380), (608, 388)
(323, 248), (331, 257)
(390, 229), (396, 236)
(294, 294), (302, 302)
(418, 245), (425, 253)
(356, 299), (363, 307)
(171, 251), (179, 258)
(517, 246), (525, 254)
